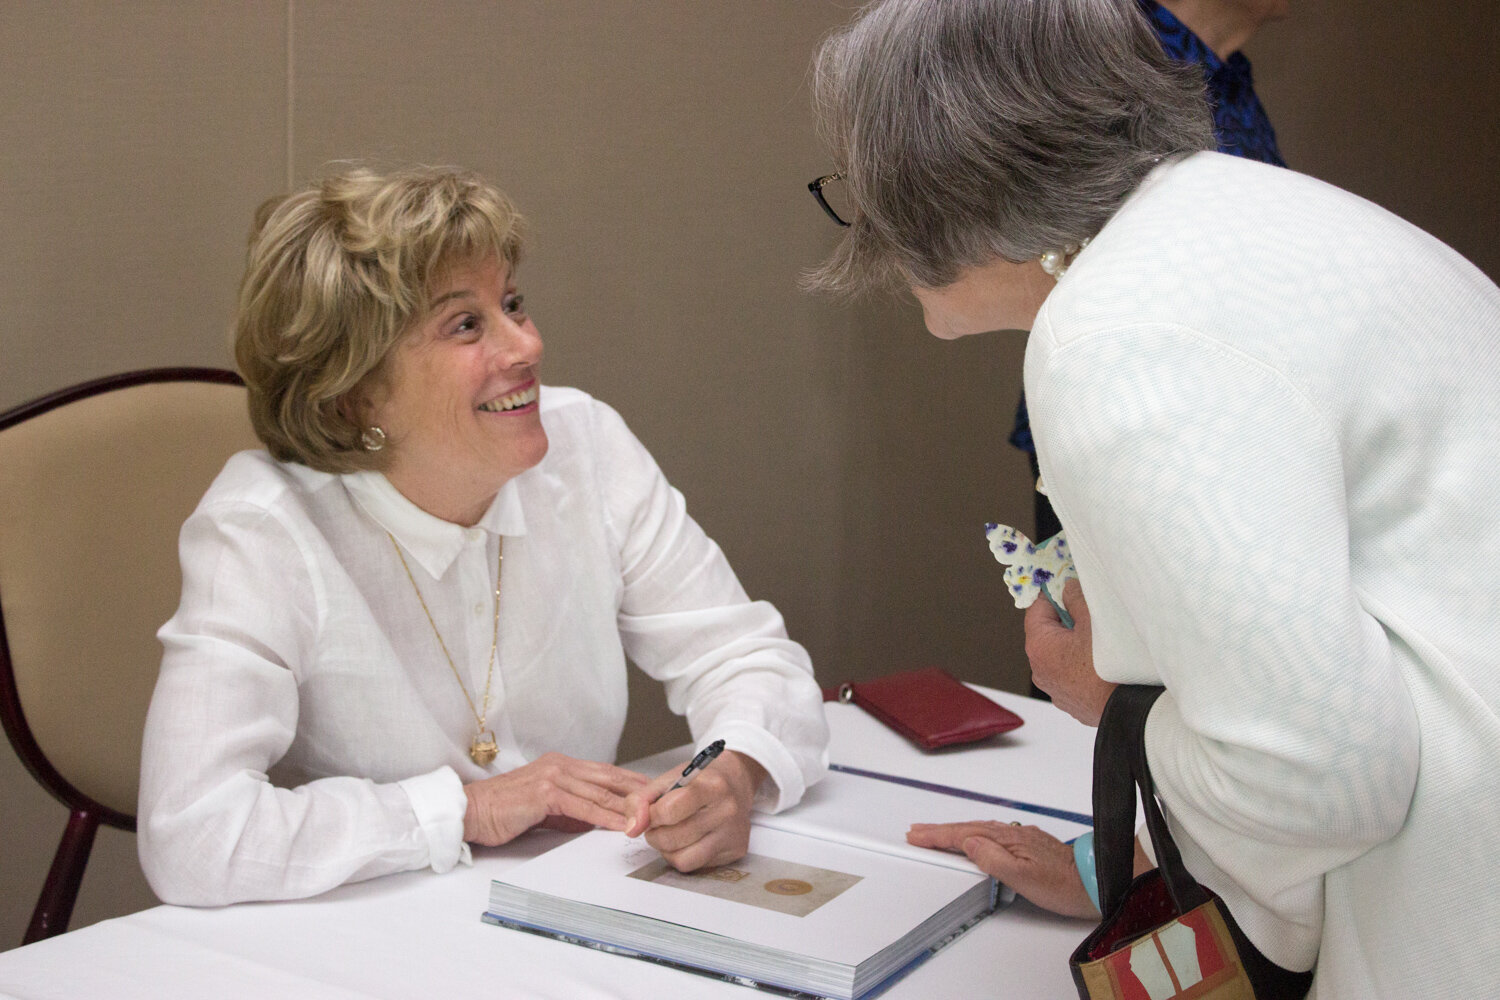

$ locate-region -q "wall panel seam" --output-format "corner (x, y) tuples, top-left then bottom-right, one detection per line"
(285, 0), (296, 189)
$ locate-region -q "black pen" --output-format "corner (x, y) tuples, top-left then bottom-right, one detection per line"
(668, 739), (726, 792)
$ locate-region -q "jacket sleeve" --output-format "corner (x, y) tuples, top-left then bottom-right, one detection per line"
(1032, 324), (1418, 946)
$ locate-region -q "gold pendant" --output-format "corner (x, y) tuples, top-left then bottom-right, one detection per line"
(470, 731), (499, 766)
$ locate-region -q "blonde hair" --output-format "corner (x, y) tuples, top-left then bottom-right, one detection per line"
(233, 166), (527, 472)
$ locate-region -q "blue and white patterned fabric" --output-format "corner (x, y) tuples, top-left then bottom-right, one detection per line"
(1140, 0), (1286, 167)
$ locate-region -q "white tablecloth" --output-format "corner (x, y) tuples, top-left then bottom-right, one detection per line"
(0, 688), (1097, 1000)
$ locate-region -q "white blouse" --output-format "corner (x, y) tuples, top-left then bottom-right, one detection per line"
(138, 386), (829, 906)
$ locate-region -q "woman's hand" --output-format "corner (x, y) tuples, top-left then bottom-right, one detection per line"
(622, 750), (766, 872)
(1025, 578), (1115, 726)
(462, 753), (649, 846)
(907, 821), (1100, 919)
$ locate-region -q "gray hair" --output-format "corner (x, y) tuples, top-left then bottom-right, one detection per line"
(805, 0), (1216, 294)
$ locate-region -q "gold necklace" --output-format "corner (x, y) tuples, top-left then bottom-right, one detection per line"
(388, 531), (502, 765)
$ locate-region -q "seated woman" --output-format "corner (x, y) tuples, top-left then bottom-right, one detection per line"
(138, 166), (828, 906)
(803, 0), (1500, 996)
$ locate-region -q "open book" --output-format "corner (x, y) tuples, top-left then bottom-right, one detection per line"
(484, 764), (1092, 999)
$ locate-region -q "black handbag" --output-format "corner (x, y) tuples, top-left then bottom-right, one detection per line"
(1069, 685), (1314, 999)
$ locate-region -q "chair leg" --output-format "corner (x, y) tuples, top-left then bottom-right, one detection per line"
(23, 808), (99, 945)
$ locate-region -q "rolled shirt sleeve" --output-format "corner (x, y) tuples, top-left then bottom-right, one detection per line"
(596, 400), (829, 812)
(139, 503), (466, 906)
(397, 768), (472, 873)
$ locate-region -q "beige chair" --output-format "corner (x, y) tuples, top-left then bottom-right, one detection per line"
(0, 368), (259, 944)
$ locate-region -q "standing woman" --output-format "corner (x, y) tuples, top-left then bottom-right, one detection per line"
(804, 1), (1500, 996)
(139, 166), (828, 906)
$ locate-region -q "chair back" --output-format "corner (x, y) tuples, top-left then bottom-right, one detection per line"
(0, 369), (257, 825)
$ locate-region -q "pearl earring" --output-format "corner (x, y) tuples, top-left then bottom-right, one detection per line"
(1039, 238), (1091, 280)
(360, 426), (387, 452)
(1039, 249), (1068, 278)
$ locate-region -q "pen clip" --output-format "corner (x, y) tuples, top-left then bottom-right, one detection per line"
(682, 738), (725, 776)
(669, 739), (726, 791)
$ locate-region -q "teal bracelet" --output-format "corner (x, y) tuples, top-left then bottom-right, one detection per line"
(1073, 830), (1101, 914)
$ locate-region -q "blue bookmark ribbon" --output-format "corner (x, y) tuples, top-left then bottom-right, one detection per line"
(829, 762), (1093, 827)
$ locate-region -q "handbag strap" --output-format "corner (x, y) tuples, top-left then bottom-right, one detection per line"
(1089, 685), (1316, 998)
(1092, 685), (1209, 918)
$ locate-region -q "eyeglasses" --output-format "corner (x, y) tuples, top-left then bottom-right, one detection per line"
(807, 172), (852, 227)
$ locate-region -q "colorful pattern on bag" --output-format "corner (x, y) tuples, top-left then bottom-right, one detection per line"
(1083, 902), (1252, 1000)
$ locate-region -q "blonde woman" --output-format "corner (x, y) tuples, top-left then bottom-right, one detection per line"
(139, 167), (827, 906)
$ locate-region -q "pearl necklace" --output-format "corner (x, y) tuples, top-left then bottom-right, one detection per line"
(388, 532), (502, 765)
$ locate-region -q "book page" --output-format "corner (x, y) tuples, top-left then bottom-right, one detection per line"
(752, 767), (1093, 874)
(493, 826), (987, 966)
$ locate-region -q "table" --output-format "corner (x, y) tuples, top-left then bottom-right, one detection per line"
(0, 688), (1097, 999)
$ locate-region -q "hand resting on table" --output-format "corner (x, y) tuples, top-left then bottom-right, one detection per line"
(908, 821), (1155, 920)
(463, 752), (649, 846)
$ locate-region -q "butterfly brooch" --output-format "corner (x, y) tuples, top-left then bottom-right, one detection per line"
(984, 523), (1078, 628)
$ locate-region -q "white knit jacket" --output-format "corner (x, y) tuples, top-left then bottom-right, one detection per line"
(1027, 151), (1500, 998)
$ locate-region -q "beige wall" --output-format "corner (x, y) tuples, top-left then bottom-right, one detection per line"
(1244, 3), (1500, 281)
(1, 1), (1494, 949)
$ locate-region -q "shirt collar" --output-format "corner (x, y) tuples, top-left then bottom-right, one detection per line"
(342, 470), (527, 579)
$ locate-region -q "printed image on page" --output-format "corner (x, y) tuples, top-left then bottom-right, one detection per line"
(628, 853), (862, 917)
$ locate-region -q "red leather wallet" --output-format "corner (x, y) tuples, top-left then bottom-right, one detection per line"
(823, 666), (1024, 749)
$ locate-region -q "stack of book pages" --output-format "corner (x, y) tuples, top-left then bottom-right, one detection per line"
(486, 824), (995, 999)
(485, 767), (1091, 998)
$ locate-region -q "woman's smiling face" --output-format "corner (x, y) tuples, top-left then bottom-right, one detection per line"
(362, 255), (548, 525)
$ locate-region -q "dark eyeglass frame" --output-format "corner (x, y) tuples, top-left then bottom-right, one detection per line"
(807, 172), (851, 227)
